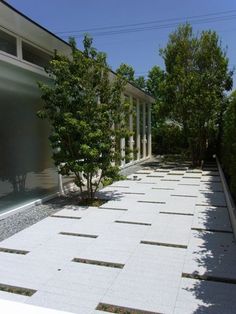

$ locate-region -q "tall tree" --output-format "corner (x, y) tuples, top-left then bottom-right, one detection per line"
(135, 75), (146, 90)
(146, 66), (165, 101)
(160, 24), (232, 165)
(38, 36), (130, 201)
(116, 63), (147, 90)
(116, 63), (135, 82)
(222, 90), (236, 199)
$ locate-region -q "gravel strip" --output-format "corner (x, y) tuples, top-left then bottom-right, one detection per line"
(0, 195), (79, 241)
(0, 157), (158, 242)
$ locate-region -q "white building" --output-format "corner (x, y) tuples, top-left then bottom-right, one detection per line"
(0, 0), (154, 216)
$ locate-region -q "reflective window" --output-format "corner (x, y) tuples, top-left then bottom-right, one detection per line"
(0, 66), (58, 215)
(0, 29), (17, 56)
(22, 41), (52, 67)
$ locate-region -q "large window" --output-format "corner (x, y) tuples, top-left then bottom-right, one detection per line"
(22, 41), (52, 68)
(0, 29), (17, 56)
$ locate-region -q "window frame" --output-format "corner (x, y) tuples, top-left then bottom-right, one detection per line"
(0, 26), (18, 58)
(0, 25), (53, 70)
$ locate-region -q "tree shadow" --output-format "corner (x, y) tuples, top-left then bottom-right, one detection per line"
(181, 163), (236, 313)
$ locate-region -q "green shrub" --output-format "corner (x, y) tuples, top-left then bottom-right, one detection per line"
(152, 122), (187, 155)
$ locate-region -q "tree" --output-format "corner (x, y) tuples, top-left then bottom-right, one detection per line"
(222, 91), (236, 200)
(146, 66), (165, 101)
(38, 35), (130, 201)
(160, 24), (232, 165)
(116, 63), (147, 90)
(135, 76), (146, 90)
(116, 63), (135, 82)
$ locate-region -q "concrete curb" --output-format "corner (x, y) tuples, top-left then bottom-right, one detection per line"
(216, 156), (236, 239)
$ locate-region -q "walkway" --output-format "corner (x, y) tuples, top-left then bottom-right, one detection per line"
(0, 159), (236, 314)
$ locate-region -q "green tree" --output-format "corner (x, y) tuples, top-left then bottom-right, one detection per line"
(38, 36), (130, 200)
(222, 91), (236, 200)
(135, 75), (146, 90)
(116, 63), (147, 90)
(116, 63), (135, 82)
(146, 66), (165, 100)
(160, 24), (232, 165)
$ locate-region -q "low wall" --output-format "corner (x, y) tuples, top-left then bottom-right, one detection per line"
(217, 156), (236, 239)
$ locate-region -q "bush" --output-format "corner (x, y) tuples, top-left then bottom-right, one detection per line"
(221, 92), (236, 200)
(152, 122), (188, 155)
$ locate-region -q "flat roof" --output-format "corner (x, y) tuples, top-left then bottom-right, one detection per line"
(0, 0), (154, 100)
(0, 0), (71, 48)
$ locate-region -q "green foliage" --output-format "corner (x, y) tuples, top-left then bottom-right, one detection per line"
(222, 91), (236, 200)
(159, 24), (232, 165)
(116, 63), (147, 91)
(152, 122), (187, 155)
(38, 35), (130, 199)
(146, 66), (165, 100)
(116, 63), (135, 82)
(135, 76), (146, 90)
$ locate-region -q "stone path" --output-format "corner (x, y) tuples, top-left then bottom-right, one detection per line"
(0, 159), (236, 313)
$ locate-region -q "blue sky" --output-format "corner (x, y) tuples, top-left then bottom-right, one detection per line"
(7, 0), (236, 86)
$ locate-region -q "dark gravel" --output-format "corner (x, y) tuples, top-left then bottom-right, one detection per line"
(0, 195), (80, 242)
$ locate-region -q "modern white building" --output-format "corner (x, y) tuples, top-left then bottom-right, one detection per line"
(0, 0), (154, 216)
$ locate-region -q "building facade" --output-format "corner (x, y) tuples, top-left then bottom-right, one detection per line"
(0, 0), (154, 217)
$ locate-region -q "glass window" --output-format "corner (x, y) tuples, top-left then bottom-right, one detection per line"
(0, 88), (58, 215)
(0, 29), (17, 56)
(22, 41), (52, 68)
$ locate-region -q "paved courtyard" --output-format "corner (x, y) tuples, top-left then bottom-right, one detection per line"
(0, 159), (236, 313)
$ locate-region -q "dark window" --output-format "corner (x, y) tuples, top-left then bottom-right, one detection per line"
(22, 41), (52, 67)
(0, 29), (17, 56)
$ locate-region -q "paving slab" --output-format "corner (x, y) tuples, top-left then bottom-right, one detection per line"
(192, 205), (232, 232)
(163, 196), (197, 215)
(142, 214), (193, 246)
(0, 158), (235, 314)
(200, 181), (223, 192)
(101, 245), (186, 314)
(201, 175), (221, 183)
(183, 230), (236, 279)
(173, 184), (200, 197)
(197, 191), (227, 207)
(174, 278), (236, 314)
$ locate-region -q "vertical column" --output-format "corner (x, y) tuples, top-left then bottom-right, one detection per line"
(17, 37), (22, 59)
(129, 95), (134, 162)
(58, 173), (65, 196)
(147, 103), (152, 157)
(142, 103), (147, 158)
(120, 94), (126, 167)
(136, 99), (141, 160)
(120, 137), (125, 167)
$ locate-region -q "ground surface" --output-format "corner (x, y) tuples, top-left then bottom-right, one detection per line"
(0, 158), (235, 314)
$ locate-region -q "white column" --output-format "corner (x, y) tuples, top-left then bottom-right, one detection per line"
(58, 173), (65, 195)
(120, 137), (125, 167)
(142, 103), (147, 158)
(17, 37), (22, 60)
(129, 95), (134, 162)
(147, 103), (152, 157)
(120, 94), (126, 167)
(136, 99), (141, 160)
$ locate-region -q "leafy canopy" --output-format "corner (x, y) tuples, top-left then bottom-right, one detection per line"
(38, 35), (130, 199)
(159, 24), (232, 165)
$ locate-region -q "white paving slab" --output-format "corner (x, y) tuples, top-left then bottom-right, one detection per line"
(0, 159), (235, 314)
(163, 196), (197, 215)
(197, 191), (227, 207)
(142, 214), (193, 246)
(174, 278), (236, 314)
(183, 230), (236, 279)
(192, 205), (232, 231)
(101, 245), (186, 314)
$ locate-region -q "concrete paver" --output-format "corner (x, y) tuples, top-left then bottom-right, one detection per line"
(0, 159), (235, 313)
